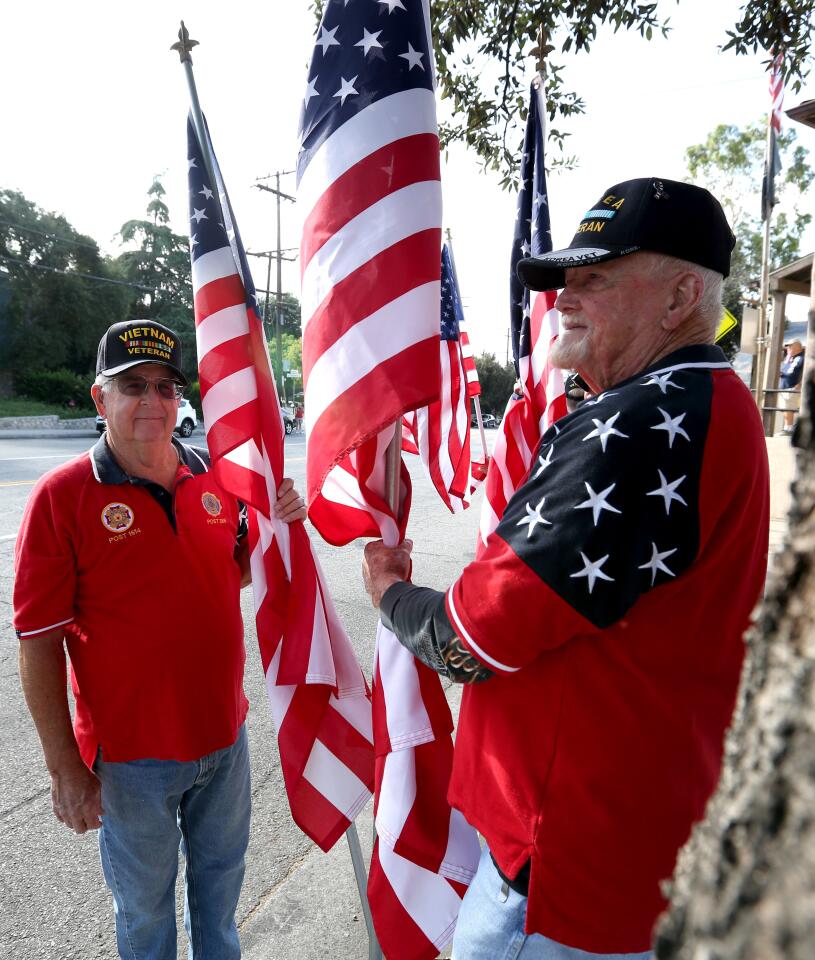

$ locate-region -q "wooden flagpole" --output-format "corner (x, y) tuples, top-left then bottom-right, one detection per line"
(755, 105), (775, 419)
(170, 23), (381, 958)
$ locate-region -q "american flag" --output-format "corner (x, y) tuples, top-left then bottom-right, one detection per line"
(402, 244), (474, 513)
(297, 1), (479, 955)
(478, 78), (567, 552)
(762, 52), (784, 222)
(186, 115), (374, 853)
(298, 0), (442, 544)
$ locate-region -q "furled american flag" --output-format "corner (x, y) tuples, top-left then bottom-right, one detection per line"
(762, 52), (784, 222)
(297, 1), (479, 956)
(187, 114), (374, 853)
(478, 77), (567, 552)
(298, 0), (442, 544)
(401, 244), (474, 513)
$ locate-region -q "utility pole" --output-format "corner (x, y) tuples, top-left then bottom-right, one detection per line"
(255, 170), (296, 404)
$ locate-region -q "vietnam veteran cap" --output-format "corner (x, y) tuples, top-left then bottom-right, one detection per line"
(517, 177), (736, 291)
(96, 320), (187, 385)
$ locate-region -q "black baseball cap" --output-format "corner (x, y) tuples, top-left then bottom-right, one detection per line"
(517, 177), (735, 291)
(96, 320), (188, 385)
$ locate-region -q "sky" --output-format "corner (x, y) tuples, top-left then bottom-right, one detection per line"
(2, 0), (814, 361)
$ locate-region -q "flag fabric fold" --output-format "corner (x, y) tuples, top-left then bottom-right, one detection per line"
(297, 1), (479, 956)
(761, 53), (784, 222)
(400, 245), (474, 514)
(478, 78), (567, 552)
(187, 114), (374, 854)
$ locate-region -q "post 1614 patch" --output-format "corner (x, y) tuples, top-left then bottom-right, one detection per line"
(201, 492), (222, 517)
(101, 502), (134, 532)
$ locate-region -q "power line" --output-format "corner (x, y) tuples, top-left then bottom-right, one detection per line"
(0, 255), (153, 292)
(0, 218), (102, 252)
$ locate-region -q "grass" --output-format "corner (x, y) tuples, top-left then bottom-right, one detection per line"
(0, 397), (96, 419)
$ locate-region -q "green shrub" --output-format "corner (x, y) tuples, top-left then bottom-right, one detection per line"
(186, 380), (202, 417)
(15, 368), (93, 409)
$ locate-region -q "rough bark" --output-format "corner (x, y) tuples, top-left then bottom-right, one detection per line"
(655, 303), (815, 959)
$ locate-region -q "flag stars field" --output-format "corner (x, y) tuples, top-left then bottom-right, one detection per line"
(642, 372), (685, 394)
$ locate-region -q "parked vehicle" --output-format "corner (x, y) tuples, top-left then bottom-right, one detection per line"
(95, 398), (198, 438)
(472, 413), (501, 429)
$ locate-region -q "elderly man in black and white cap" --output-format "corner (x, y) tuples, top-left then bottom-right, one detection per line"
(363, 178), (770, 959)
(15, 319), (306, 959)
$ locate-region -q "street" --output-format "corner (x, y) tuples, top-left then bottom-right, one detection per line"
(0, 429), (493, 960)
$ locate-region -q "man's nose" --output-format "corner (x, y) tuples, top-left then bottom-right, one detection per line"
(555, 286), (577, 313)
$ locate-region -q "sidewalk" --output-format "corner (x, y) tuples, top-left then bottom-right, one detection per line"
(766, 436), (797, 558)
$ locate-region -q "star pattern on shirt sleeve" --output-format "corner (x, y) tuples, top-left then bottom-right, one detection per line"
(570, 551), (615, 593)
(638, 542), (678, 585)
(651, 406), (690, 447)
(516, 496), (552, 538)
(494, 356), (715, 627)
(646, 469), (688, 514)
(582, 411), (629, 452)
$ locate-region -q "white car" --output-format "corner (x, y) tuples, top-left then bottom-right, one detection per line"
(95, 398), (198, 438)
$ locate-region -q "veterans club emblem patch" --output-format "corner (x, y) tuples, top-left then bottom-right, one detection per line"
(101, 502), (134, 532)
(201, 492), (222, 517)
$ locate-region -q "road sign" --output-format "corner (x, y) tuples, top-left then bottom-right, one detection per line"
(716, 307), (739, 343)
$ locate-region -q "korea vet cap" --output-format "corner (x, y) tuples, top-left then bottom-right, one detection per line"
(96, 320), (188, 385)
(517, 177), (736, 291)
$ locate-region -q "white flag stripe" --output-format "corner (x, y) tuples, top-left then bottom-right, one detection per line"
(297, 88), (437, 217)
(264, 646), (295, 729)
(191, 246), (239, 294)
(328, 690), (374, 743)
(306, 591), (337, 686)
(303, 738), (371, 818)
(301, 181), (443, 328)
(305, 282), (440, 431)
(201, 365), (257, 429)
(440, 808), (480, 883)
(249, 540), (269, 613)
(375, 749), (417, 845)
(377, 624), (434, 749)
(196, 302), (250, 358)
(377, 840), (462, 951)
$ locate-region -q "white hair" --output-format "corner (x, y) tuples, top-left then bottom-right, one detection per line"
(643, 252), (724, 334)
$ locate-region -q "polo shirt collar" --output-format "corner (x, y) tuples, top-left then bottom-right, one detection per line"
(90, 436), (210, 484)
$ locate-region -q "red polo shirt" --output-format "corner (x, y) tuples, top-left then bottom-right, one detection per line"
(445, 347), (769, 952)
(14, 437), (249, 767)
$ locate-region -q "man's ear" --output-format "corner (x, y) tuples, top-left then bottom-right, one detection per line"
(661, 271), (704, 331)
(91, 384), (106, 417)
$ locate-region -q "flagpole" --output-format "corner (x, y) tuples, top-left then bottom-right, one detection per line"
(755, 111), (775, 419)
(171, 24), (381, 959)
(446, 228), (488, 462)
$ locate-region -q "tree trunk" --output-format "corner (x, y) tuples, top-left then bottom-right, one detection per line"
(654, 299), (815, 959)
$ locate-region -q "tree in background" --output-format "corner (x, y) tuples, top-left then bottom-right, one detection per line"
(429, 0), (814, 185)
(258, 291), (302, 338)
(474, 351), (515, 415)
(116, 178), (197, 380)
(685, 123), (813, 317)
(0, 190), (132, 379)
(269, 331), (303, 403)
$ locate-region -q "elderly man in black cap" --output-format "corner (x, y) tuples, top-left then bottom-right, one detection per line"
(14, 320), (305, 959)
(363, 179), (770, 959)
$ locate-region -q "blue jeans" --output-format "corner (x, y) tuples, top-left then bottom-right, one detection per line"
(452, 846), (654, 960)
(95, 726), (251, 960)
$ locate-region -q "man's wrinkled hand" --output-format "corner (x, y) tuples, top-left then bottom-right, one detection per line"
(363, 539), (413, 608)
(51, 762), (103, 834)
(274, 478), (307, 524)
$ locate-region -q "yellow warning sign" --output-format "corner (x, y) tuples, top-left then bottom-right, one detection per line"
(715, 308), (738, 343)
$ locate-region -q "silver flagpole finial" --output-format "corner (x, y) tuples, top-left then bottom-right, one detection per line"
(171, 21), (199, 64)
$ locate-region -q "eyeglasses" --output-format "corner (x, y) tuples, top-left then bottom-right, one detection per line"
(112, 376), (184, 400)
